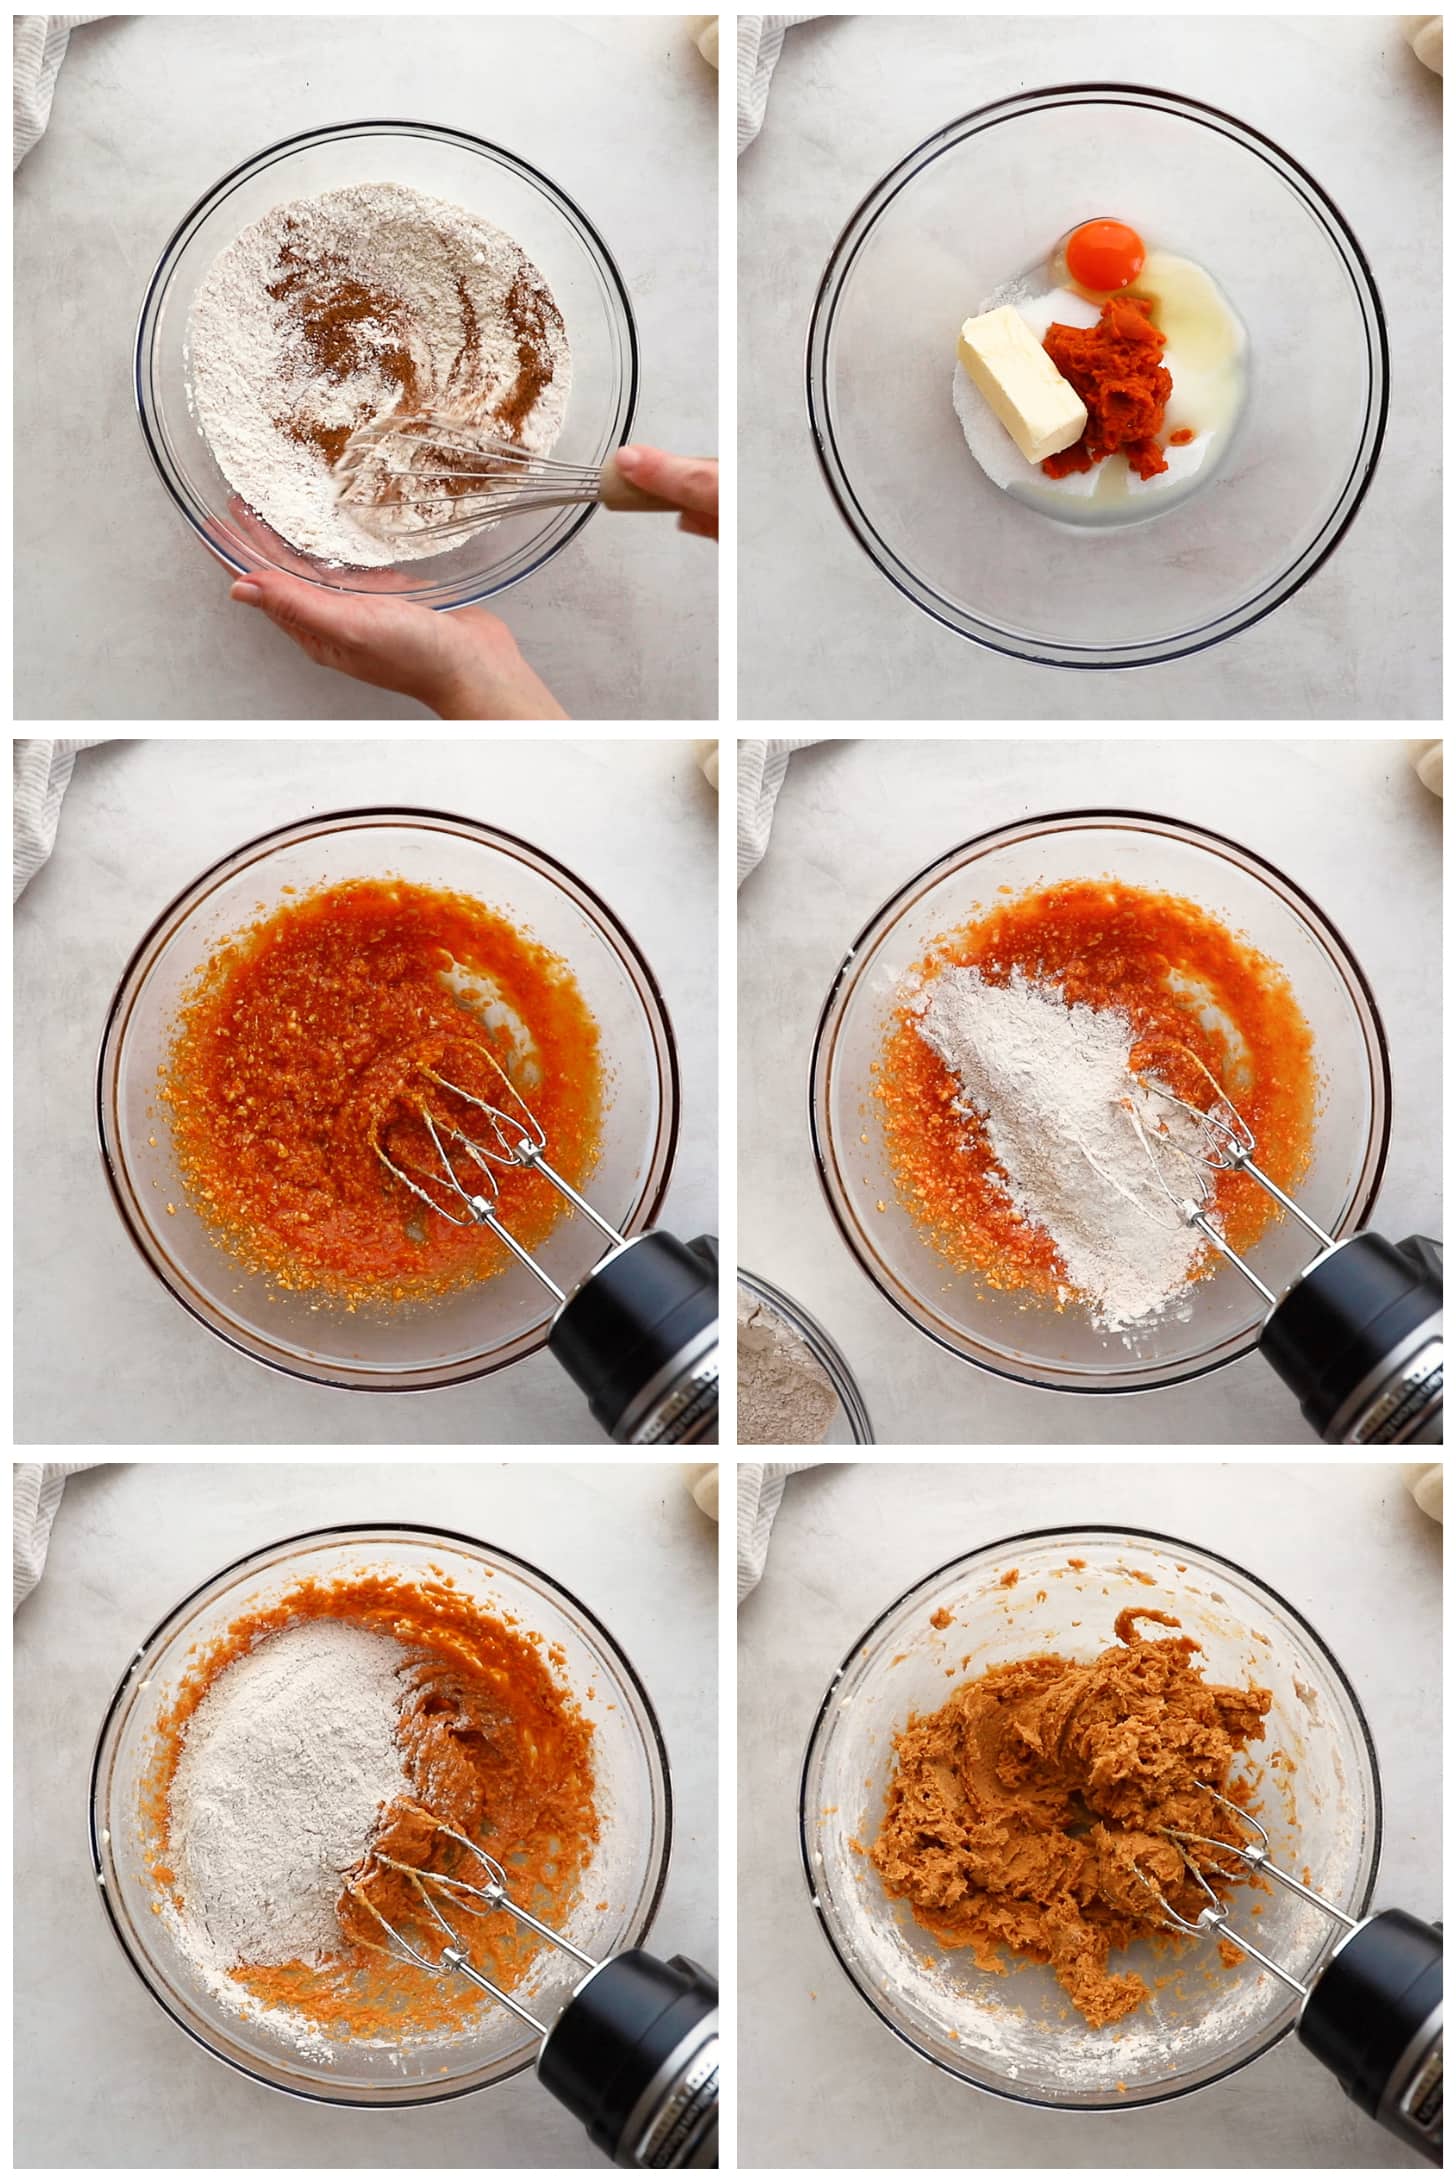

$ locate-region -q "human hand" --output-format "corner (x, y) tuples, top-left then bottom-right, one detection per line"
(229, 571), (566, 719)
(612, 447), (718, 540)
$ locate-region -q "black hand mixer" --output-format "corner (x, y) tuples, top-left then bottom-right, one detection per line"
(1134, 1788), (1442, 2162)
(376, 1043), (718, 1444)
(1131, 1049), (1442, 1444)
(347, 1808), (718, 2168)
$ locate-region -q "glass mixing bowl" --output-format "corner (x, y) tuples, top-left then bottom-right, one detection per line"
(97, 808), (678, 1391)
(737, 1269), (875, 1445)
(806, 85), (1388, 667)
(800, 1527), (1381, 2109)
(810, 811), (1389, 1395)
(136, 120), (637, 607)
(89, 1524), (672, 2106)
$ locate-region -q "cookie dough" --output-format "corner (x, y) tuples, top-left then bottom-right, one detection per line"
(870, 1607), (1272, 2027)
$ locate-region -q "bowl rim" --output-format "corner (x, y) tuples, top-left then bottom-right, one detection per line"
(87, 1519), (675, 2108)
(808, 805), (1393, 1396)
(95, 804), (682, 1392)
(797, 1521), (1383, 2112)
(134, 117), (640, 608)
(805, 80), (1391, 668)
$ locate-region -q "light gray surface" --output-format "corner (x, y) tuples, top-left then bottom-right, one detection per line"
(738, 737), (1442, 1445)
(15, 737), (717, 1444)
(738, 1459), (1441, 2167)
(15, 15), (717, 722)
(14, 1460), (718, 2167)
(738, 15), (1441, 720)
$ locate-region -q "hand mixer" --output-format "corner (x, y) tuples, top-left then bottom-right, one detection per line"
(1132, 1787), (1442, 2162)
(334, 414), (682, 544)
(1130, 1048), (1442, 1445)
(376, 1042), (718, 1444)
(346, 1808), (718, 2169)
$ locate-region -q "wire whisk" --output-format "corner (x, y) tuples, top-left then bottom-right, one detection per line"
(334, 412), (676, 543)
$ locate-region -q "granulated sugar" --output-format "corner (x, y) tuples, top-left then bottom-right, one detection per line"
(913, 966), (1212, 1330)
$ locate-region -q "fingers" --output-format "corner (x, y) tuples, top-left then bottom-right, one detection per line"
(614, 445), (719, 535)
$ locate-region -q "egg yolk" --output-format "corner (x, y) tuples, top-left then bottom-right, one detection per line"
(1066, 219), (1146, 294)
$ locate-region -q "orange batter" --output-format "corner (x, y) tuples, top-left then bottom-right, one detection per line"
(160, 877), (603, 1304)
(873, 878), (1316, 1310)
(871, 1608), (1272, 2027)
(143, 1569), (598, 2042)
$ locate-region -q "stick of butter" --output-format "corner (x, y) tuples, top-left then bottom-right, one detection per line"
(957, 306), (1087, 465)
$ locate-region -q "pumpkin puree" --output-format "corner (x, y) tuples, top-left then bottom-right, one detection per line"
(143, 1569), (598, 2042)
(1042, 294), (1173, 481)
(160, 877), (603, 1306)
(873, 878), (1317, 1308)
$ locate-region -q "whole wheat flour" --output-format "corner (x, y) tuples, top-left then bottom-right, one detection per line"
(912, 966), (1214, 1331)
(186, 181), (572, 568)
(737, 1286), (840, 1443)
(164, 1620), (410, 2047)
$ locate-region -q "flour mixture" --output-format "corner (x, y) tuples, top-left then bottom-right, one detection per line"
(187, 182), (572, 567)
(145, 1569), (598, 2058)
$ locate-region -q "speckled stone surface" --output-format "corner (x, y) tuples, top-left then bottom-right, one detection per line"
(738, 736), (1441, 1445)
(739, 1459), (1439, 2168)
(16, 16), (717, 720)
(739, 15), (1440, 720)
(14, 1460), (718, 2167)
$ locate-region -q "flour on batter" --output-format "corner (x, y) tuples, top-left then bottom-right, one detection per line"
(186, 182), (572, 567)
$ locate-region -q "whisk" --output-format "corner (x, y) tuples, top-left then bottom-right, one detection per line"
(346, 1806), (718, 2169)
(334, 412), (679, 543)
(1131, 1784), (1442, 2161)
(373, 1037), (718, 1446)
(1127, 1042), (1441, 1446)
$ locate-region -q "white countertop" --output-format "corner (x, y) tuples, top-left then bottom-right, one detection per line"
(738, 15), (1440, 720)
(15, 737), (717, 1444)
(738, 1459), (1440, 2168)
(14, 1460), (718, 2168)
(738, 737), (1442, 1445)
(15, 15), (717, 721)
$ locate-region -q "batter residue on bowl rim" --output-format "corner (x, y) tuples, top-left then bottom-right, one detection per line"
(869, 1606), (1274, 2028)
(142, 1567), (599, 2056)
(159, 876), (604, 1307)
(873, 877), (1317, 1331)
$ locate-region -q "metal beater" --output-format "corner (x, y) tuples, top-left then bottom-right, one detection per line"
(346, 1808), (718, 2168)
(334, 414), (678, 543)
(375, 1042), (717, 1444)
(1129, 1048), (1442, 1445)
(1133, 1787), (1441, 2161)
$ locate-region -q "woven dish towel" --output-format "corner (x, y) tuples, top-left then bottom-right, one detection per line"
(13, 737), (101, 899)
(14, 1463), (97, 1608)
(738, 1462), (815, 1600)
(738, 15), (817, 153)
(738, 738), (818, 885)
(13, 15), (103, 168)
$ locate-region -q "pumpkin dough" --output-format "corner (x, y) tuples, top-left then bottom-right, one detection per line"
(870, 1607), (1272, 2027)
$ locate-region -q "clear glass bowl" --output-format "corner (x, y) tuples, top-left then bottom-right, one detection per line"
(737, 1269), (875, 1445)
(807, 85), (1388, 667)
(89, 1524), (672, 2105)
(135, 120), (637, 607)
(810, 811), (1389, 1395)
(800, 1527), (1381, 2109)
(97, 809), (679, 1391)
